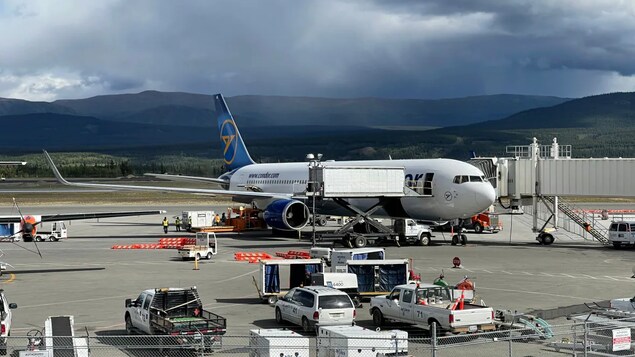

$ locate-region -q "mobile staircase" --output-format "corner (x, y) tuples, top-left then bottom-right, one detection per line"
(539, 196), (609, 245)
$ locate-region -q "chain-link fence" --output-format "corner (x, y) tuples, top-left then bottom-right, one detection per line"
(6, 317), (635, 356)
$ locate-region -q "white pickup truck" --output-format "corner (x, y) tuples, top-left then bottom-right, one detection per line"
(369, 283), (495, 334)
(0, 290), (17, 355)
(610, 296), (635, 312)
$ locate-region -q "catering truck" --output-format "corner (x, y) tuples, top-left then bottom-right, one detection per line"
(124, 287), (226, 350)
(369, 283), (495, 334)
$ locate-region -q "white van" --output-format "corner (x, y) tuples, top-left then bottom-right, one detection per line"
(608, 221), (635, 248)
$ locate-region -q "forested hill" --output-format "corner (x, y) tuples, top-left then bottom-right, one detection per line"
(19, 91), (572, 128)
(474, 92), (635, 130)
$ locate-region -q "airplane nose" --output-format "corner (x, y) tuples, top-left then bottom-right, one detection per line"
(475, 184), (496, 211)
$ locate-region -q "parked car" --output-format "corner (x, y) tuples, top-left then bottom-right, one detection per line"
(274, 286), (356, 332)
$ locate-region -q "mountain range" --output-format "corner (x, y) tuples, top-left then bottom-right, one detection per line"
(3, 90), (635, 161)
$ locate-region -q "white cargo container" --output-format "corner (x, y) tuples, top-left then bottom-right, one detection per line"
(330, 248), (385, 270)
(316, 166), (405, 198)
(317, 325), (408, 357)
(182, 211), (214, 230)
(249, 329), (310, 357)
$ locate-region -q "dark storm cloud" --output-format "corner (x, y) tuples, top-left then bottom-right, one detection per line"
(0, 0), (633, 100)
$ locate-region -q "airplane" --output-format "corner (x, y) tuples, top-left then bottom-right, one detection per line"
(43, 93), (496, 232)
(0, 161), (26, 166)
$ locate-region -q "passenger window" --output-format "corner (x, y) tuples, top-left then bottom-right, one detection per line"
(630, 224), (635, 232)
(461, 176), (468, 183)
(402, 290), (413, 304)
(135, 294), (145, 306)
(619, 224), (627, 232)
(453, 176), (461, 184)
(610, 223), (618, 231)
(389, 289), (401, 301)
(142, 296), (151, 310)
(469, 176), (481, 182)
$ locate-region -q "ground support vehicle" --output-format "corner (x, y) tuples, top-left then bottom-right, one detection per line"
(309, 247), (385, 268)
(463, 212), (502, 233)
(255, 259), (325, 305)
(0, 290), (17, 355)
(34, 221), (67, 242)
(310, 272), (362, 307)
(610, 296), (635, 312)
(274, 286), (356, 333)
(369, 283), (495, 334)
(608, 221), (635, 248)
(177, 232), (217, 260)
(44, 316), (88, 357)
(249, 329), (310, 357)
(393, 219), (433, 246)
(317, 325), (408, 357)
(344, 259), (409, 299)
(124, 287), (226, 351)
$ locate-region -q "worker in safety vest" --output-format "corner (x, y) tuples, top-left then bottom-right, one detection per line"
(175, 217), (181, 232)
(214, 214), (221, 226)
(188, 216), (192, 231)
(162, 217), (169, 234)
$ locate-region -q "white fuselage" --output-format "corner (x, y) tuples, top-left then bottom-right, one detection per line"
(224, 159), (496, 221)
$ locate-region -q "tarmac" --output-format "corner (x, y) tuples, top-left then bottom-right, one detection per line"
(0, 204), (633, 337)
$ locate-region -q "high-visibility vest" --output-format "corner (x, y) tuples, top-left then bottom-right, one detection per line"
(162, 220), (168, 226)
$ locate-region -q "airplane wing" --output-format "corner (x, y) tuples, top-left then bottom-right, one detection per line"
(43, 150), (288, 201)
(144, 173), (228, 185)
(0, 210), (166, 224)
(0, 161), (26, 165)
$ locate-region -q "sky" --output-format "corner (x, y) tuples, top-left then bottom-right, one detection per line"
(1, 0), (635, 101)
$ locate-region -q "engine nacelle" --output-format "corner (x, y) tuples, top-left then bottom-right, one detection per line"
(263, 199), (310, 230)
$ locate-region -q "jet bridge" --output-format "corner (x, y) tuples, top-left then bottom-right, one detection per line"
(471, 138), (635, 246)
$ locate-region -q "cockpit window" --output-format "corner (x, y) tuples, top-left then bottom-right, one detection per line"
(454, 175), (485, 184)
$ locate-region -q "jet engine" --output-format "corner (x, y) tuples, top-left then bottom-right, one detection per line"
(263, 199), (310, 230)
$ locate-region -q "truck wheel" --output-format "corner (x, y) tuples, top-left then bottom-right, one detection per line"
(49, 236), (59, 242)
(35, 236), (43, 242)
(206, 252), (213, 260)
(196, 253), (202, 260)
(354, 236), (367, 248)
(372, 309), (384, 327)
(473, 223), (483, 233)
(542, 234), (554, 245)
(267, 295), (278, 306)
(301, 317), (311, 333)
(461, 234), (468, 246)
(451, 235), (459, 246)
(318, 217), (327, 226)
(275, 307), (283, 324)
(417, 233), (431, 246)
(125, 315), (134, 335)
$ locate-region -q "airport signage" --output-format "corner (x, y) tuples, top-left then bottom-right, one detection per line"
(612, 328), (631, 352)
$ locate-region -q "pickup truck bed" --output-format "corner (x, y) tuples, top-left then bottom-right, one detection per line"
(151, 309), (226, 334)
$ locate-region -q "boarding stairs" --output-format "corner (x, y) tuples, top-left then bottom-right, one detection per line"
(541, 196), (610, 245)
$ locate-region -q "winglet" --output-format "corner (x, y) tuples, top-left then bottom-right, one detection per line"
(43, 150), (71, 185)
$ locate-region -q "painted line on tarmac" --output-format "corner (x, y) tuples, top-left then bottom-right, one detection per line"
(580, 274), (598, 280)
(603, 276), (620, 281)
(212, 269), (259, 284)
(19, 294), (132, 309)
(500, 271), (514, 275)
(560, 273), (577, 279)
(0, 273), (16, 284)
(477, 286), (599, 301)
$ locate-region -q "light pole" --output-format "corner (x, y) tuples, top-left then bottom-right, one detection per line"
(307, 153), (322, 247)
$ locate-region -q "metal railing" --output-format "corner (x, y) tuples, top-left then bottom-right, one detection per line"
(8, 316), (635, 356)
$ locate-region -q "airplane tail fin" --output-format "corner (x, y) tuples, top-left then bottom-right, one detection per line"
(214, 94), (255, 170)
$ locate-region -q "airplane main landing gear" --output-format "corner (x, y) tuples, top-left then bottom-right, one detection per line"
(451, 234), (467, 246)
